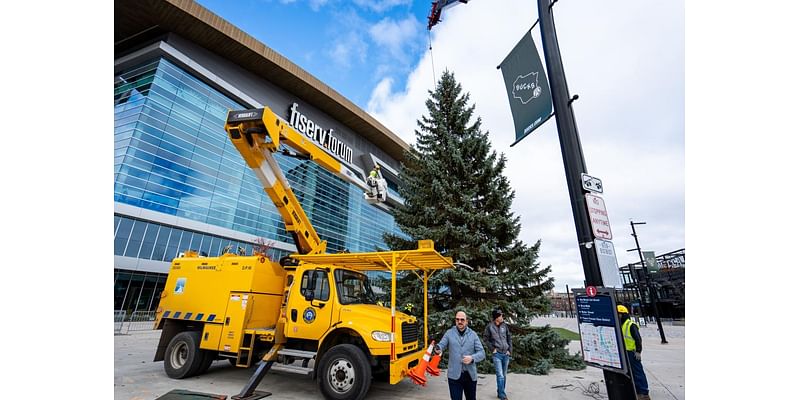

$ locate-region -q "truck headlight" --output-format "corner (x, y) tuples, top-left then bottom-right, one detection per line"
(371, 331), (391, 342)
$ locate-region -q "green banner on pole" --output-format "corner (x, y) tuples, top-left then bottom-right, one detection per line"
(499, 30), (553, 146)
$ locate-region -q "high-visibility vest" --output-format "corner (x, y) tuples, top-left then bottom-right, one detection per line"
(621, 319), (638, 351)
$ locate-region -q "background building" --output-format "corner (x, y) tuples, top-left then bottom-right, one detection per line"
(547, 248), (685, 320)
(114, 0), (409, 315)
(619, 248), (686, 320)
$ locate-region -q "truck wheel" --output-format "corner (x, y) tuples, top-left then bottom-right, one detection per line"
(317, 344), (372, 400)
(196, 350), (217, 375)
(164, 331), (204, 379)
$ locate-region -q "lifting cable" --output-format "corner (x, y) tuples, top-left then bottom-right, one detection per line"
(428, 29), (437, 88)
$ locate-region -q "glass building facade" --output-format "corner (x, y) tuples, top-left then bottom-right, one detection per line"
(114, 57), (405, 313)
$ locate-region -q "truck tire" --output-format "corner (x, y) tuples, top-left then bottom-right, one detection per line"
(195, 350), (217, 375)
(164, 331), (204, 379)
(317, 344), (372, 400)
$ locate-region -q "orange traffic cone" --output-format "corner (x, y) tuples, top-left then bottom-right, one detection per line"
(426, 352), (441, 376)
(407, 340), (435, 386)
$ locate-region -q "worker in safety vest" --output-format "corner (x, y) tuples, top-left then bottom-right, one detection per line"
(366, 165), (381, 197)
(618, 305), (650, 400)
(369, 164), (380, 180)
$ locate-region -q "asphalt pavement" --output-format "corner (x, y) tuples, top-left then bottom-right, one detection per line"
(114, 317), (684, 400)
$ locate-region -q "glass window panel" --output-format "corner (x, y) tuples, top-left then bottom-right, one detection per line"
(199, 234), (213, 256)
(299, 270), (330, 301)
(209, 237), (222, 257)
(189, 232), (202, 253)
(124, 220), (147, 257)
(219, 239), (233, 254)
(114, 271), (132, 310)
(152, 226), (171, 261)
(114, 218), (134, 255)
(122, 273), (146, 311)
(138, 223), (159, 260)
(166, 229), (184, 261)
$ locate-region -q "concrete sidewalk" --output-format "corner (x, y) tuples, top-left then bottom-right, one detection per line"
(115, 318), (684, 399)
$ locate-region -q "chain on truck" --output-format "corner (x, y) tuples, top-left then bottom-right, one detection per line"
(151, 106), (454, 400)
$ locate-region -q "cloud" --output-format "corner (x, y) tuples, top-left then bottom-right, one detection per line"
(368, 0), (685, 291)
(328, 31), (368, 68)
(309, 0), (329, 11)
(368, 15), (422, 62)
(354, 0), (411, 13)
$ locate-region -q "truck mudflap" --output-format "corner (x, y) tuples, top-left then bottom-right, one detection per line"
(389, 348), (427, 384)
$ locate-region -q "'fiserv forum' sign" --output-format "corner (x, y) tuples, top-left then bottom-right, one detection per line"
(288, 103), (354, 164)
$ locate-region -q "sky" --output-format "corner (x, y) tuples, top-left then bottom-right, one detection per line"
(3, 2), (800, 397)
(196, 0), (685, 292)
(196, 0), (437, 106)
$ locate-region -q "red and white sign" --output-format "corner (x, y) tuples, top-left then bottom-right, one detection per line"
(585, 193), (612, 240)
(586, 286), (597, 297)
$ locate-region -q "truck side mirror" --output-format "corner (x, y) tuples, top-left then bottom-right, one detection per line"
(303, 289), (315, 301)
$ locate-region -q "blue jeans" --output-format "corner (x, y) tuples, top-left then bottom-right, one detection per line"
(493, 352), (510, 399)
(447, 371), (477, 400)
(626, 350), (649, 395)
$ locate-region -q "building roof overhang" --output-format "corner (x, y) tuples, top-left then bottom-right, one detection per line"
(115, 0), (409, 161)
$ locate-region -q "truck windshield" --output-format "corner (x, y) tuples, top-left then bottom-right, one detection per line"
(334, 269), (376, 305)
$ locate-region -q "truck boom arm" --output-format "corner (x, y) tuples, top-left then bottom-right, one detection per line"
(225, 107), (370, 255)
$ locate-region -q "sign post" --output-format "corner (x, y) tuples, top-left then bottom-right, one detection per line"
(585, 193), (612, 240)
(581, 173), (603, 193)
(595, 239), (622, 288)
(574, 288), (631, 376)
(535, 0), (636, 396)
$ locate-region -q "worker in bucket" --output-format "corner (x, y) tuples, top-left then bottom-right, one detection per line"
(434, 310), (485, 400)
(366, 164), (381, 197)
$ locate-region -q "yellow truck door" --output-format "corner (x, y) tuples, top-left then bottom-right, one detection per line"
(286, 267), (334, 340)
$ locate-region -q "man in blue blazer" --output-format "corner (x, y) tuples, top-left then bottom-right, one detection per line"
(434, 310), (486, 400)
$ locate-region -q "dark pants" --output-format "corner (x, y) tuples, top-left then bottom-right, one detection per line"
(448, 371), (477, 400)
(626, 350), (649, 395)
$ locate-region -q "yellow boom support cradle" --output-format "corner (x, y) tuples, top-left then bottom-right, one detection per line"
(292, 239), (454, 384)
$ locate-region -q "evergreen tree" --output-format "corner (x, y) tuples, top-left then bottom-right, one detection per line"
(383, 71), (584, 374)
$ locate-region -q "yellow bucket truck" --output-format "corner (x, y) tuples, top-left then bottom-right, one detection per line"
(152, 106), (452, 400)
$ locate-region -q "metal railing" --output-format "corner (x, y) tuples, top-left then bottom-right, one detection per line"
(114, 310), (126, 335)
(114, 310), (157, 335)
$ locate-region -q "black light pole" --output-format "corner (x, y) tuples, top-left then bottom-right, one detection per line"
(629, 221), (668, 344)
(626, 263), (647, 326)
(566, 284), (573, 318)
(536, 1), (636, 398)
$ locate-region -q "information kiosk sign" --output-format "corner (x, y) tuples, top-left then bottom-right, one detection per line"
(575, 288), (628, 374)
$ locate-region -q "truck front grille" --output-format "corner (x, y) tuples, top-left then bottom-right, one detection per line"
(401, 321), (418, 344)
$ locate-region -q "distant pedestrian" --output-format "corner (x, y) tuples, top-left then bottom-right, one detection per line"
(434, 310), (486, 400)
(618, 305), (650, 400)
(484, 308), (512, 400)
